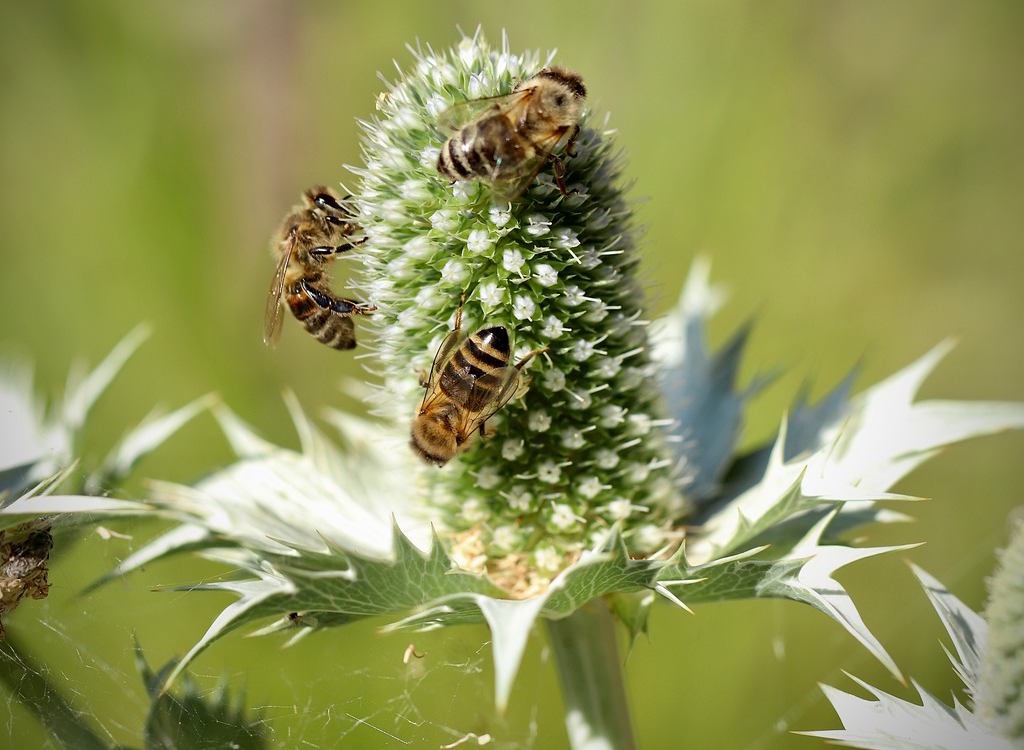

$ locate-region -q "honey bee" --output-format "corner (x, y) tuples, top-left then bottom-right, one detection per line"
(436, 67), (586, 200)
(263, 186), (375, 350)
(411, 305), (546, 466)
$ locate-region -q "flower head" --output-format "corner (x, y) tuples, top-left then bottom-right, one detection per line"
(352, 32), (676, 581)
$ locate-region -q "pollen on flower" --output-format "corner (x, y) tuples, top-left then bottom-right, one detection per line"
(449, 528), (487, 574)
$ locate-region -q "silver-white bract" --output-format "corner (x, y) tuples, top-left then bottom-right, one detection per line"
(800, 565), (1016, 750)
(5, 262), (1023, 711)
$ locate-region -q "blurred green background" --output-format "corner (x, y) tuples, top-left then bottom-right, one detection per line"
(2, 1), (1022, 748)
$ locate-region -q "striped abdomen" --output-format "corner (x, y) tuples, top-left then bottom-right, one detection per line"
(438, 326), (512, 409)
(410, 326), (513, 465)
(285, 280), (357, 350)
(437, 115), (530, 182)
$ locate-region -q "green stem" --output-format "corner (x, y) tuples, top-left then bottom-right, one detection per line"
(546, 598), (637, 750)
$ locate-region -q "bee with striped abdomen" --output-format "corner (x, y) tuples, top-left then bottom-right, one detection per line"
(264, 186), (375, 350)
(436, 67), (586, 200)
(411, 305), (546, 466)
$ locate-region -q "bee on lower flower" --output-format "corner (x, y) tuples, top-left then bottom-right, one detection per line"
(411, 303), (546, 466)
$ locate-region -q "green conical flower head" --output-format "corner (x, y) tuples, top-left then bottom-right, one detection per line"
(352, 33), (677, 589)
(977, 517), (1024, 738)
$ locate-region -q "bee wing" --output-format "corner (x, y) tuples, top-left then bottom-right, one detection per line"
(458, 366), (522, 439)
(489, 127), (573, 203)
(418, 327), (464, 411)
(263, 241), (293, 347)
(436, 89), (533, 134)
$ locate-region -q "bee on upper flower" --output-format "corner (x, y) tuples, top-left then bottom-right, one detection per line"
(436, 67), (586, 200)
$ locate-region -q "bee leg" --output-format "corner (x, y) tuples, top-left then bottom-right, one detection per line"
(512, 373), (534, 401)
(513, 346), (549, 371)
(478, 421), (491, 440)
(418, 369), (429, 388)
(549, 155), (569, 196)
(565, 125), (581, 157)
(330, 298), (376, 315)
(333, 236), (367, 254)
(308, 236), (367, 257)
(299, 280), (376, 315)
(452, 293), (465, 334)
